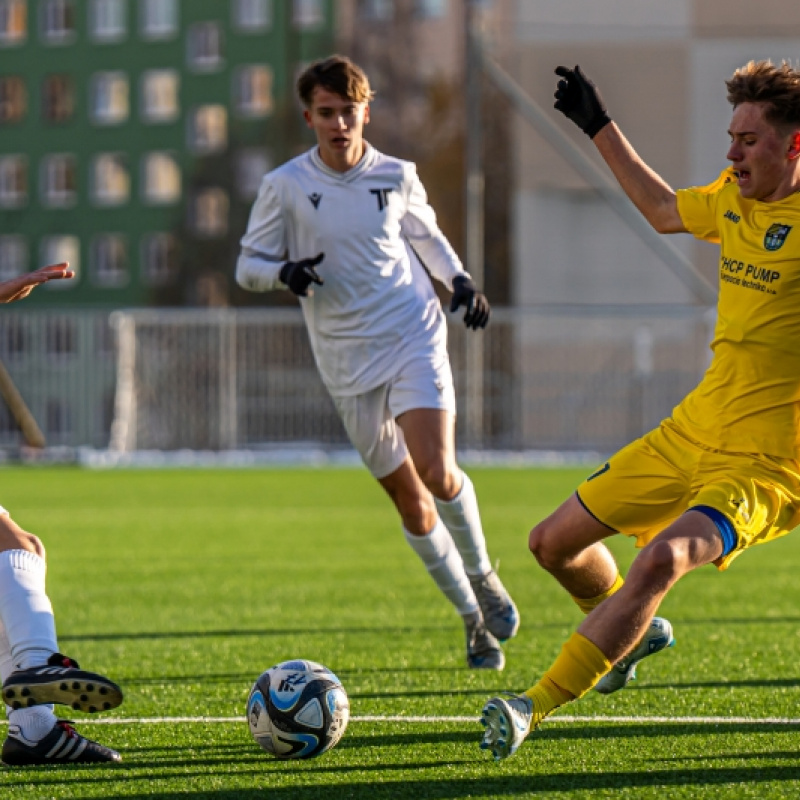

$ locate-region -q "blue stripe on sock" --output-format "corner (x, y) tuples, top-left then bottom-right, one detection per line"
(691, 505), (737, 556)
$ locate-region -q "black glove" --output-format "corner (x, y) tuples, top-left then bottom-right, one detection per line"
(279, 253), (324, 297)
(554, 65), (611, 139)
(449, 275), (490, 330)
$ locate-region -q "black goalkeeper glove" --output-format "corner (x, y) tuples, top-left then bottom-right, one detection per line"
(449, 275), (490, 330)
(554, 65), (611, 139)
(279, 253), (324, 297)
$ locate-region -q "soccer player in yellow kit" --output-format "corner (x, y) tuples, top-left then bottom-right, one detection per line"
(480, 59), (800, 760)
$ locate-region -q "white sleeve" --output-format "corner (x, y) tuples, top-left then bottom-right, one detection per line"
(399, 165), (468, 291)
(236, 177), (288, 292)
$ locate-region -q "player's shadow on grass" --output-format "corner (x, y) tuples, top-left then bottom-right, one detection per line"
(66, 764), (800, 800)
(58, 623), (530, 642)
(638, 676), (800, 690)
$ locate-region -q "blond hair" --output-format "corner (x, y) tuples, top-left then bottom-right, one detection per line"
(726, 59), (800, 130)
(297, 55), (374, 107)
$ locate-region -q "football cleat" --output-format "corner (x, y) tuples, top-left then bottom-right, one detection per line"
(594, 616), (675, 695)
(464, 612), (505, 670)
(480, 692), (534, 761)
(2, 653), (123, 713)
(1, 720), (121, 766)
(469, 570), (520, 641)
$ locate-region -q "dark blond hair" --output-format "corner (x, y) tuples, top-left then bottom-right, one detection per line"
(726, 60), (800, 130)
(297, 55), (374, 107)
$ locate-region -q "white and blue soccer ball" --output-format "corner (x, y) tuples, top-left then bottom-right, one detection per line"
(246, 659), (350, 759)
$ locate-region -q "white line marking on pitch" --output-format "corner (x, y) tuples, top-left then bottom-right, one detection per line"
(2, 714), (799, 726)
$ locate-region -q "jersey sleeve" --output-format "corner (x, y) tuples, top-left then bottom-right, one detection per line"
(399, 164), (467, 291)
(236, 176), (288, 292)
(676, 167), (737, 244)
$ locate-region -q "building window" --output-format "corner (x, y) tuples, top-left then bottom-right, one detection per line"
(234, 65), (273, 118)
(91, 0), (127, 42)
(140, 69), (179, 123)
(139, 0), (177, 39)
(40, 0), (76, 44)
(0, 155), (27, 208)
(141, 151), (181, 204)
(40, 154), (77, 207)
(235, 148), (270, 200)
(91, 71), (129, 125)
(0, 0), (26, 45)
(293, 0), (323, 28)
(191, 188), (229, 238)
(233, 0), (271, 31)
(188, 105), (227, 154)
(0, 235), (28, 280)
(361, 0), (392, 21)
(42, 73), (74, 123)
(0, 76), (26, 123)
(40, 236), (79, 287)
(415, 0), (447, 17)
(90, 234), (128, 288)
(46, 400), (72, 441)
(91, 153), (129, 206)
(141, 232), (180, 287)
(187, 21), (223, 71)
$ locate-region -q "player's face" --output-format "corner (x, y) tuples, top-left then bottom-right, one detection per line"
(304, 87), (370, 172)
(726, 102), (800, 202)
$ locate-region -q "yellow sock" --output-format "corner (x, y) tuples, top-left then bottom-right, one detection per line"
(524, 631), (613, 720)
(571, 573), (624, 615)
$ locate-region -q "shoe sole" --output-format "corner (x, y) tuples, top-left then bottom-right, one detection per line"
(480, 698), (518, 760)
(3, 677), (123, 713)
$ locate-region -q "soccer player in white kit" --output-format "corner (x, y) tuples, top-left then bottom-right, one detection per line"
(0, 263), (123, 766)
(237, 55), (519, 670)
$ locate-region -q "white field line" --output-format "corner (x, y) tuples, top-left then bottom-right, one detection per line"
(3, 714), (800, 726)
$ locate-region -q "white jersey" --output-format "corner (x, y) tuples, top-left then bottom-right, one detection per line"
(236, 144), (468, 396)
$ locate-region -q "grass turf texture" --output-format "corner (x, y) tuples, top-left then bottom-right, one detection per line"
(1, 465), (799, 798)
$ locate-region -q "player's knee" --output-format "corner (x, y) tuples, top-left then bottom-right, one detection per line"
(630, 539), (684, 587)
(528, 520), (565, 571)
(398, 493), (438, 535)
(0, 530), (46, 559)
(416, 460), (460, 500)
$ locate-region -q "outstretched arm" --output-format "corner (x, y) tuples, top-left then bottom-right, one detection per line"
(0, 263), (74, 303)
(554, 66), (687, 234)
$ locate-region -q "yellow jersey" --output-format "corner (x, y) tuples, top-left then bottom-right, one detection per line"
(675, 168), (800, 458)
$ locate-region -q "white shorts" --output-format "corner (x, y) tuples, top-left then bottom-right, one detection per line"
(332, 356), (456, 479)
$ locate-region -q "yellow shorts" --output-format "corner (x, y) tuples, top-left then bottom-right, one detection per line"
(577, 419), (800, 570)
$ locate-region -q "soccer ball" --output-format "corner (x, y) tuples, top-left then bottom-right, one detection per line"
(246, 659), (350, 759)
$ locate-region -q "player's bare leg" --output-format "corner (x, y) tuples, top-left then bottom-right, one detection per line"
(482, 513), (723, 759)
(528, 495), (675, 693)
(379, 458), (504, 669)
(398, 409), (519, 640)
(528, 494), (620, 600)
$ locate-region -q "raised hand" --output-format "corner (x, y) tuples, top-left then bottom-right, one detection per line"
(554, 65), (611, 138)
(0, 263), (74, 303)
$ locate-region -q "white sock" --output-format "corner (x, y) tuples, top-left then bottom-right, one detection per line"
(434, 472), (492, 576)
(403, 519), (478, 617)
(0, 550), (57, 671)
(0, 617), (56, 743)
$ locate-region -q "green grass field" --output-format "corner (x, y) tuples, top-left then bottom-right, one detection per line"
(1, 465), (800, 799)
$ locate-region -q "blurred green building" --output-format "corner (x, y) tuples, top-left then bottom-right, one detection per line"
(0, 0), (335, 308)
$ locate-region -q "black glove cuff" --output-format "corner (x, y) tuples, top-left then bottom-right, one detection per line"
(584, 114), (612, 139)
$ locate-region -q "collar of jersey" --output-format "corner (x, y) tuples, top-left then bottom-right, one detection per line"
(310, 143), (376, 182)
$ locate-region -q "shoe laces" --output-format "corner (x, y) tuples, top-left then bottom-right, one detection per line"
(47, 653), (80, 669)
(56, 720), (79, 739)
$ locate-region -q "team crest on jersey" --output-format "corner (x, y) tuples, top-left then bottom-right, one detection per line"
(308, 193), (322, 209)
(764, 223), (792, 251)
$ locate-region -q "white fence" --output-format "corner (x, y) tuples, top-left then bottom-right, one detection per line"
(0, 306), (715, 456)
